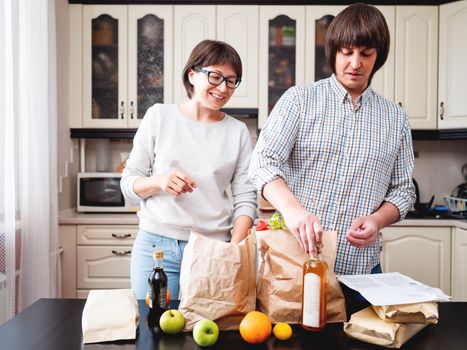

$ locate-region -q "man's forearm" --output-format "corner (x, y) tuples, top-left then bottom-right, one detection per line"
(263, 178), (303, 214)
(371, 201), (400, 231)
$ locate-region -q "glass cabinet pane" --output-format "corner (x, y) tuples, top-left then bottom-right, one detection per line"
(314, 15), (334, 81)
(137, 15), (164, 120)
(268, 15), (296, 114)
(92, 15), (119, 120)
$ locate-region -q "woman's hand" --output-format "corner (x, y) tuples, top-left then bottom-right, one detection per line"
(282, 206), (323, 254)
(155, 171), (197, 196)
(345, 215), (379, 248)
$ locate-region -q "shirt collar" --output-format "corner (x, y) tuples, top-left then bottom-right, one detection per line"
(330, 74), (373, 107)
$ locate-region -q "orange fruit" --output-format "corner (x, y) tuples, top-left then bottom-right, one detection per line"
(273, 322), (292, 340)
(145, 290), (170, 306)
(239, 311), (272, 344)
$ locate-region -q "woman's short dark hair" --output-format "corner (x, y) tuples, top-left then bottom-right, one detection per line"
(325, 3), (390, 82)
(182, 40), (242, 98)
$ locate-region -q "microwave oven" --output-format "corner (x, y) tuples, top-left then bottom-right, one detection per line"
(77, 172), (138, 213)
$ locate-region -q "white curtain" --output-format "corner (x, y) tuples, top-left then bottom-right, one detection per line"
(0, 0), (59, 324)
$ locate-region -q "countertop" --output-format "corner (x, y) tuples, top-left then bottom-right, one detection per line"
(58, 209), (467, 230)
(1, 298), (466, 350)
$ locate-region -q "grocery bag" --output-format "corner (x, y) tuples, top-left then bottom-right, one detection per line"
(256, 229), (346, 324)
(178, 231), (256, 331)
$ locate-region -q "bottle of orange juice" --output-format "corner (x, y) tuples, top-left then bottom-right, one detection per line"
(301, 247), (327, 331)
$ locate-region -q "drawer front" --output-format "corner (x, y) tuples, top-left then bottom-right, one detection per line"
(77, 225), (138, 245)
(77, 246), (132, 289)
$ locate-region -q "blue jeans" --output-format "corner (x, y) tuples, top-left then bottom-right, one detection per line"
(340, 264), (382, 320)
(130, 230), (188, 300)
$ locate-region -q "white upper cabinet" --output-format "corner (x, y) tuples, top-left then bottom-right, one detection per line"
(258, 6), (306, 128)
(217, 6), (259, 108)
(395, 6), (438, 130)
(304, 6), (395, 101)
(438, 0), (467, 129)
(173, 6), (216, 103)
(75, 5), (173, 128)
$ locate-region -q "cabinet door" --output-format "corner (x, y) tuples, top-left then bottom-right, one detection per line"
(259, 6), (306, 128)
(372, 6), (395, 102)
(83, 6), (128, 128)
(381, 226), (451, 295)
(395, 6), (438, 130)
(305, 6), (343, 83)
(452, 227), (467, 301)
(173, 6), (216, 103)
(77, 225), (137, 245)
(128, 6), (173, 128)
(438, 1), (467, 129)
(217, 6), (259, 109)
(77, 246), (132, 289)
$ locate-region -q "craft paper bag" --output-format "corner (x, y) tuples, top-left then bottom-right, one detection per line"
(372, 302), (438, 324)
(178, 231), (256, 331)
(344, 306), (428, 348)
(256, 229), (346, 324)
(82, 289), (139, 344)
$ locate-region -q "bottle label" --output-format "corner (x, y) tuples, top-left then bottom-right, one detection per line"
(148, 284), (154, 309)
(303, 272), (321, 328)
(159, 287), (167, 308)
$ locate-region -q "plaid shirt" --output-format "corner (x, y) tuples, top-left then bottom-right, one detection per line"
(249, 74), (415, 275)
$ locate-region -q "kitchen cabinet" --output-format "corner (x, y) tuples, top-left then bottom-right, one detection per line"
(59, 224), (137, 298)
(70, 4), (173, 128)
(452, 227), (467, 301)
(438, 0), (467, 129)
(395, 6), (438, 130)
(380, 226), (451, 295)
(173, 6), (259, 109)
(258, 6), (306, 128)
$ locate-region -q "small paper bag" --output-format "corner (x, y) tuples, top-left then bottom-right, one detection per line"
(344, 306), (428, 348)
(178, 231), (256, 331)
(372, 302), (439, 324)
(256, 229), (346, 324)
(82, 289), (139, 344)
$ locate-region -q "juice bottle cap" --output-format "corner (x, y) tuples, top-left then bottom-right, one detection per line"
(153, 250), (164, 259)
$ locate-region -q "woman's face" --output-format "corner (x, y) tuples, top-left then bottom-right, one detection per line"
(188, 63), (238, 110)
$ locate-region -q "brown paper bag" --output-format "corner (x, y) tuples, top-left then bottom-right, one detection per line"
(82, 289), (139, 344)
(372, 302), (438, 324)
(256, 229), (346, 324)
(344, 306), (428, 348)
(178, 231), (256, 331)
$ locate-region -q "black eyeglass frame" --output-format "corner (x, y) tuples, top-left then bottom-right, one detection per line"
(193, 67), (242, 89)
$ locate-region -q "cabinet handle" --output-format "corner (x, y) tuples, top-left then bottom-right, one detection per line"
(398, 102), (403, 107)
(112, 233), (131, 239)
(112, 250), (131, 256)
(130, 101), (134, 119)
(120, 101), (125, 119)
(439, 102), (444, 120)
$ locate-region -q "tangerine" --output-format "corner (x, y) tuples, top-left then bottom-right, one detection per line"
(239, 311), (272, 344)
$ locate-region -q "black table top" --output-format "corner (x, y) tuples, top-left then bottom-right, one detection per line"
(1, 299), (467, 350)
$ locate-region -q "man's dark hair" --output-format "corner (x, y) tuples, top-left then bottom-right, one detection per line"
(325, 3), (390, 83)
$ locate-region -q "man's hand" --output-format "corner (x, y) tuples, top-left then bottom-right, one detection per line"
(154, 171), (197, 197)
(345, 215), (380, 248)
(282, 206), (323, 254)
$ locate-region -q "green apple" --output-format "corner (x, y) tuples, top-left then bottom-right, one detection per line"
(192, 319), (219, 347)
(159, 309), (185, 334)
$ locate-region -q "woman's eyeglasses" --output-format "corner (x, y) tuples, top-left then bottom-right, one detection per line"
(193, 67), (241, 89)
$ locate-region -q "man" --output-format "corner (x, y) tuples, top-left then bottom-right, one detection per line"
(249, 3), (415, 279)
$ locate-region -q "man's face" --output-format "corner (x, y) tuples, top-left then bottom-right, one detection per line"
(335, 46), (377, 99)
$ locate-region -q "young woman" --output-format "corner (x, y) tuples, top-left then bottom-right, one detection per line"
(121, 40), (257, 300)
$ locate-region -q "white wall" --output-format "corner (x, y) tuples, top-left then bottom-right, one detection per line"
(413, 140), (467, 206)
(56, 0), (78, 211)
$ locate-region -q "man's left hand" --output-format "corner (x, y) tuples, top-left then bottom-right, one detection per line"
(345, 215), (379, 248)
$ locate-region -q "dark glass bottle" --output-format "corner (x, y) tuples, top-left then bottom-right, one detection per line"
(147, 249), (168, 326)
(301, 249), (328, 331)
